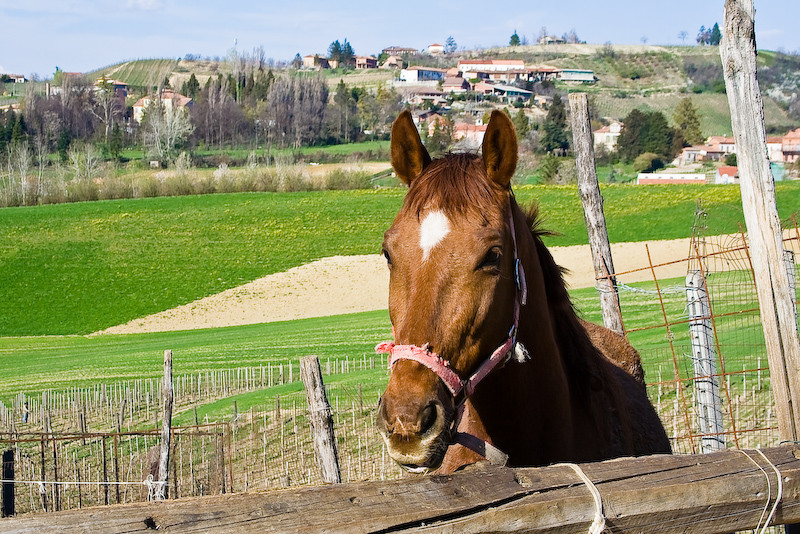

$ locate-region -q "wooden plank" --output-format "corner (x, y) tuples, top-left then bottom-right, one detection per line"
(568, 92), (623, 334)
(720, 0), (800, 441)
(3, 446), (800, 533)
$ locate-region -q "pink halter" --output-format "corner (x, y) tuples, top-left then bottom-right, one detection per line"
(375, 203), (528, 405)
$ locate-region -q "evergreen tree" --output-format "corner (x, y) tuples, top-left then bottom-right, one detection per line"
(182, 73), (200, 99)
(617, 109), (681, 162)
(445, 36), (457, 54)
(709, 23), (722, 46)
(540, 94), (569, 153)
(509, 30), (521, 47)
(511, 108), (530, 138)
(672, 97), (704, 145)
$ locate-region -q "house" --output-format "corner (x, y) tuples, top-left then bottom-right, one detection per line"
(538, 35), (566, 45)
(355, 56), (378, 69)
(767, 136), (784, 162)
(637, 173), (706, 185)
(399, 66), (447, 84)
(782, 128), (800, 163)
(454, 121), (488, 148)
(382, 46), (419, 57)
(559, 69), (596, 83)
(412, 111), (448, 137)
(380, 55), (404, 69)
(442, 76), (470, 94)
(714, 166), (739, 184)
(593, 121), (623, 152)
(457, 59), (528, 82)
(488, 84), (533, 103)
(94, 77), (128, 98)
(426, 43), (445, 55)
(706, 136), (736, 154)
(4, 74), (26, 83)
(679, 144), (726, 165)
(132, 90), (193, 123)
(303, 55), (331, 69)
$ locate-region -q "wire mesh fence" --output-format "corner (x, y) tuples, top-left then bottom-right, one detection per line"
(610, 211), (799, 455)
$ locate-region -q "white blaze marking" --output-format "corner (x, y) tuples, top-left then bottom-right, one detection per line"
(419, 211), (450, 261)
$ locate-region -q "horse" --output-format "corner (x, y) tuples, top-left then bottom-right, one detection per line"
(375, 110), (671, 475)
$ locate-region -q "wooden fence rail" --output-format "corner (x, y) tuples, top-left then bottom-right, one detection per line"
(3, 445), (800, 533)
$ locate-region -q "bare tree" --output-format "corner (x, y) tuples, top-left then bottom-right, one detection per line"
(142, 97), (195, 163)
(90, 77), (124, 143)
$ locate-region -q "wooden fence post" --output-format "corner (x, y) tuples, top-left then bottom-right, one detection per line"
(568, 92), (624, 334)
(156, 350), (174, 500)
(721, 0), (800, 443)
(300, 355), (341, 484)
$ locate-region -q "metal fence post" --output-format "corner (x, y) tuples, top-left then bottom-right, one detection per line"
(686, 270), (725, 452)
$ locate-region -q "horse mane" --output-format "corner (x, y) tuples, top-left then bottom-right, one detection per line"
(521, 202), (604, 395)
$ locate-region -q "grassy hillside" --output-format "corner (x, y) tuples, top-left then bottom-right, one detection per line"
(2, 183), (800, 337)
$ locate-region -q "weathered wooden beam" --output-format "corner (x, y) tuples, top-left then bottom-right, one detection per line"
(720, 0), (800, 441)
(300, 355), (341, 484)
(3, 446), (800, 533)
(156, 349), (173, 500)
(568, 92), (623, 334)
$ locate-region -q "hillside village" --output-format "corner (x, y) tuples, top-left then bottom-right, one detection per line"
(1, 39), (800, 206)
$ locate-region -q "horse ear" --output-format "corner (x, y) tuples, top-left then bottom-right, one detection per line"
(482, 110), (518, 187)
(391, 110), (431, 185)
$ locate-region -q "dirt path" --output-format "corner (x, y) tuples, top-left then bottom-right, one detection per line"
(98, 237), (695, 335)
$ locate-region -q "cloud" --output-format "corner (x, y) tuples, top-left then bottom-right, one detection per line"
(127, 0), (164, 10)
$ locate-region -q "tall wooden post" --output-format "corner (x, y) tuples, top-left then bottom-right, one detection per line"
(300, 355), (341, 484)
(721, 0), (800, 443)
(156, 350), (174, 500)
(568, 92), (624, 334)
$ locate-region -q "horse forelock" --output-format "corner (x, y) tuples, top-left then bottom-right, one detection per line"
(401, 153), (508, 218)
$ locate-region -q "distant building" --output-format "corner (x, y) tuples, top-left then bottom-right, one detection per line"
(303, 55), (331, 69)
(380, 55), (404, 69)
(593, 121), (623, 152)
(636, 173), (706, 185)
(355, 56), (378, 69)
(782, 128), (800, 163)
(538, 35), (566, 45)
(399, 66), (447, 84)
(382, 46), (419, 57)
(714, 166), (739, 184)
(442, 76), (470, 93)
(558, 69), (596, 83)
(133, 90), (193, 123)
(426, 43), (445, 55)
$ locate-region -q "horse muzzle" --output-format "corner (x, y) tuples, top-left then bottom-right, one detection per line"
(375, 396), (453, 472)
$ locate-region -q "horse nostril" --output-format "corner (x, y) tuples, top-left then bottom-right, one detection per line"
(419, 403), (439, 435)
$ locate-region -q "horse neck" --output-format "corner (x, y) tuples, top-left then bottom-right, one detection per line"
(458, 205), (577, 466)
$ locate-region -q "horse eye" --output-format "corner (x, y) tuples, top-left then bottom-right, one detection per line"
(479, 247), (502, 270)
(382, 249), (392, 266)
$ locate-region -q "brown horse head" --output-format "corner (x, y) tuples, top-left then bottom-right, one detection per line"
(375, 110), (521, 472)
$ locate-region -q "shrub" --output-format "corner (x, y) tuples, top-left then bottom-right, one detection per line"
(324, 169), (372, 190)
(633, 152), (665, 173)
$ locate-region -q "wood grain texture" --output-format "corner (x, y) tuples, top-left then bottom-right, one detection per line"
(3, 446), (800, 533)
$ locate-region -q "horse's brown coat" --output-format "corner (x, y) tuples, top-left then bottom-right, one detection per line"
(376, 110), (670, 474)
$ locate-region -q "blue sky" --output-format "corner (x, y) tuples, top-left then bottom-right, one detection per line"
(1, 1), (798, 78)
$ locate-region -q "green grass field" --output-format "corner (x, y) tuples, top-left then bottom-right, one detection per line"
(2, 183), (799, 337)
